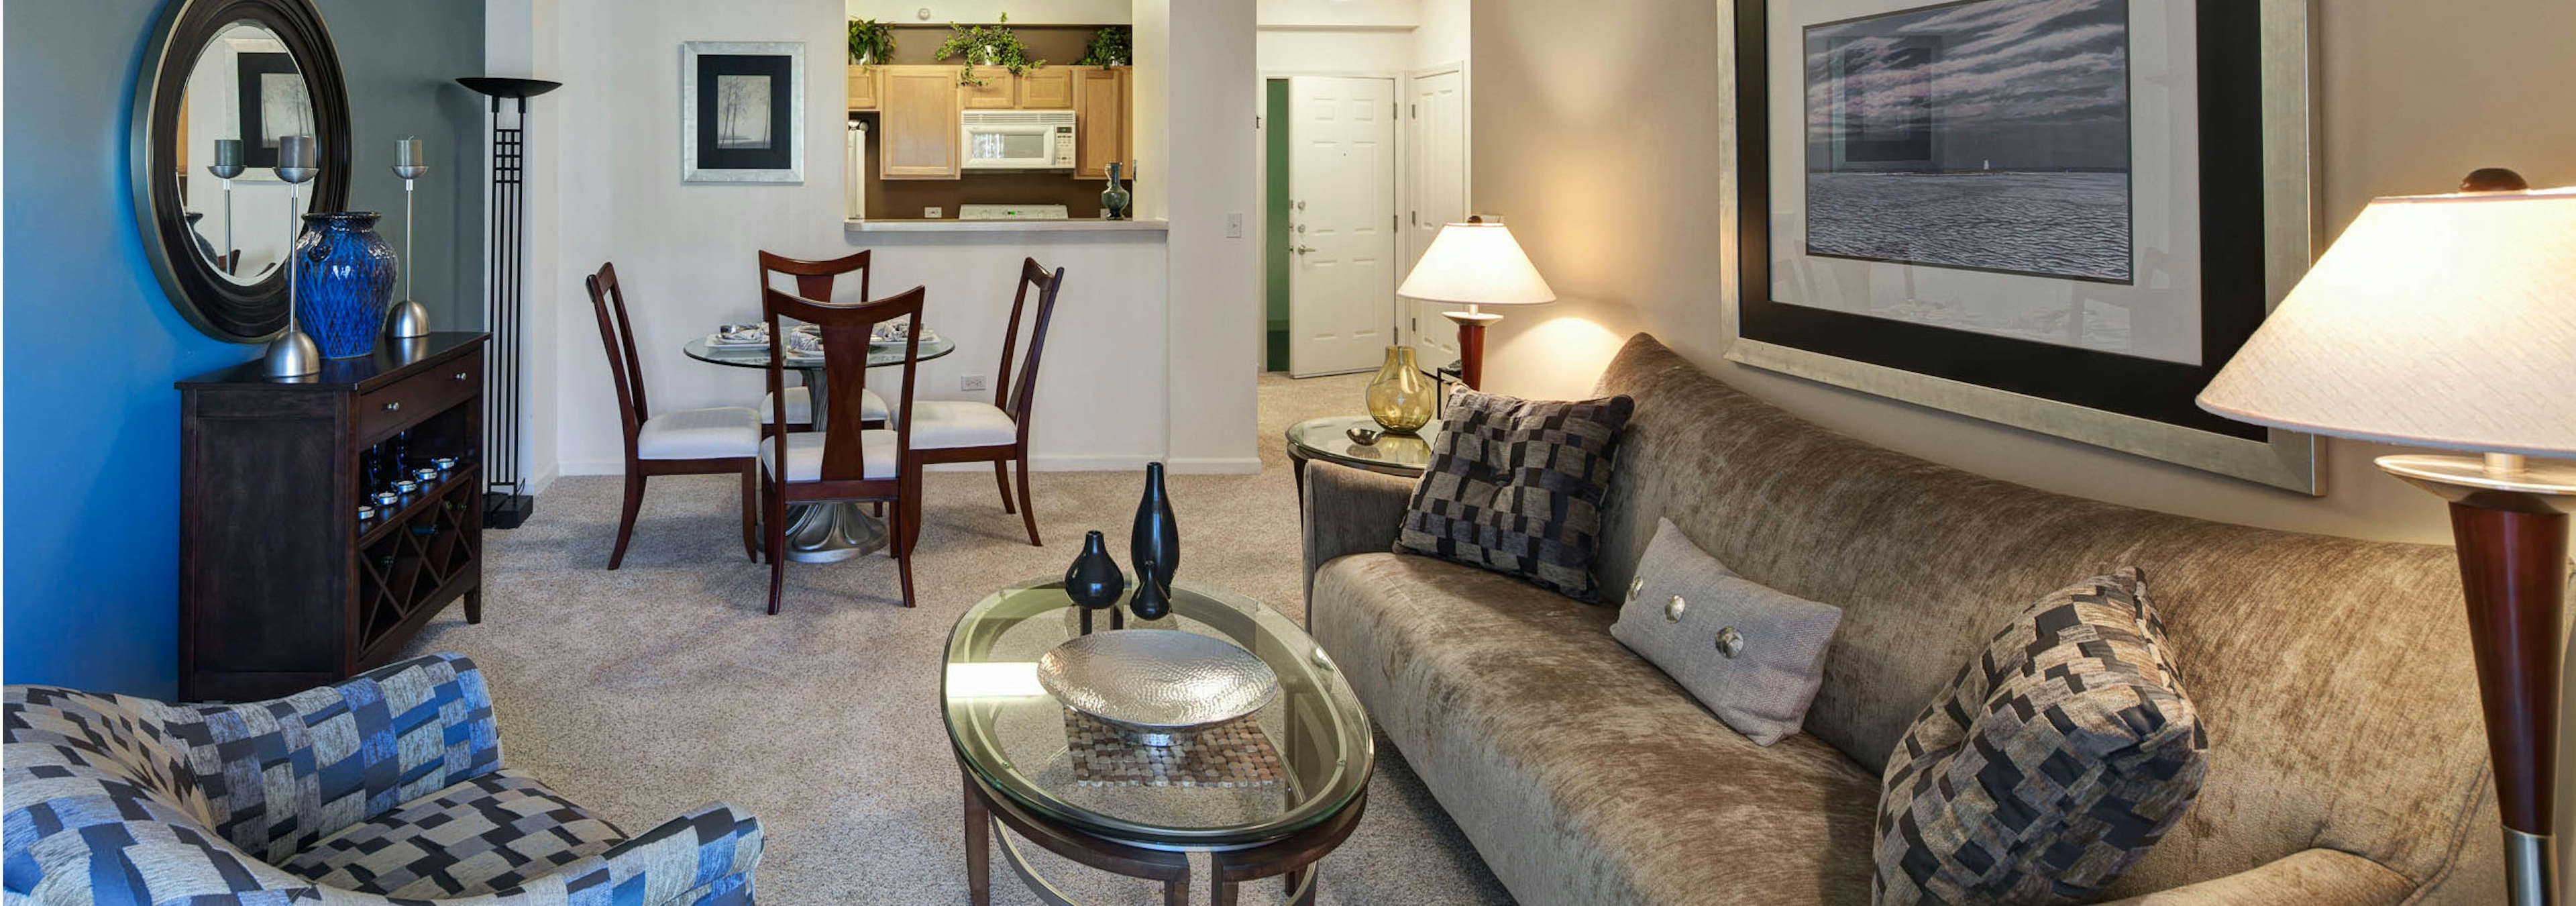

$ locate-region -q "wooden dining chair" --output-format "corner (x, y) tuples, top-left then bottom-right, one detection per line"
(759, 285), (927, 613)
(755, 250), (888, 436)
(586, 262), (762, 569)
(909, 258), (1065, 547)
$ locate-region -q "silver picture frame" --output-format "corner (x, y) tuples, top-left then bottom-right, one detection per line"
(1718, 0), (2320, 494)
(682, 41), (804, 184)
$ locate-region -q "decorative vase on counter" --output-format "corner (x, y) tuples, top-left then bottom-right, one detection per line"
(1067, 530), (1126, 632)
(1102, 161), (1131, 220)
(1130, 462), (1179, 586)
(1128, 568), (1172, 621)
(1366, 346), (1437, 434)
(293, 211), (398, 359)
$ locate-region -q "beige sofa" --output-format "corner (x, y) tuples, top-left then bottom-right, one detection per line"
(1303, 334), (2517, 905)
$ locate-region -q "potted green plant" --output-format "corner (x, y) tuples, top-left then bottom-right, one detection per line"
(935, 13), (1044, 85)
(847, 18), (894, 66)
(1077, 25), (1130, 67)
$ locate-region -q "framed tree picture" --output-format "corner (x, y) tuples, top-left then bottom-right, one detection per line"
(682, 42), (804, 183)
(235, 51), (315, 169)
(1725, 0), (2320, 492)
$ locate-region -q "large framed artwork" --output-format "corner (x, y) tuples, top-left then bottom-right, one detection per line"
(682, 42), (804, 183)
(1725, 0), (2320, 492)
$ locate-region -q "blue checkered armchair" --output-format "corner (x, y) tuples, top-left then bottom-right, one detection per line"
(3, 653), (761, 905)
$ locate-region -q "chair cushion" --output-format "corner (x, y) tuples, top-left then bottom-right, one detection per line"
(1611, 517), (1843, 746)
(1311, 551), (1881, 905)
(761, 385), (890, 425)
(760, 430), (898, 482)
(280, 770), (626, 899)
(637, 407), (759, 460)
(1393, 390), (1635, 601)
(909, 400), (1018, 449)
(1873, 568), (2208, 905)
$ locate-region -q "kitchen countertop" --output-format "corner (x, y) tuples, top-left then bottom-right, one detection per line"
(846, 218), (1170, 234)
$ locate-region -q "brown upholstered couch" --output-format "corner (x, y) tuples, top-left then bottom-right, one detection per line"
(1302, 334), (2520, 905)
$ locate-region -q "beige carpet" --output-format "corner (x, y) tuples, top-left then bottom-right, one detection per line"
(403, 372), (1513, 905)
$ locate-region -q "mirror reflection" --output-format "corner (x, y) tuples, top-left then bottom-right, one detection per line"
(176, 21), (315, 285)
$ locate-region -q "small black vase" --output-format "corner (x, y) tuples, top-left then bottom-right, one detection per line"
(1130, 462), (1180, 585)
(1065, 531), (1125, 610)
(1128, 568), (1172, 621)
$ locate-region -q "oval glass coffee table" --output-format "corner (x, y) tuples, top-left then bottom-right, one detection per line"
(944, 579), (1375, 905)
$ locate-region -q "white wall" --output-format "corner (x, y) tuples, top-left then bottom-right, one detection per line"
(1256, 29), (1412, 75)
(846, 1), (1131, 25)
(1147, 0), (1261, 472)
(1256, 0), (1416, 30)
(1412, 0), (1467, 67)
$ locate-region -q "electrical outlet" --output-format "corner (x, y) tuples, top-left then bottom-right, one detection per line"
(1225, 213), (1244, 238)
(925, 206), (943, 219)
(961, 374), (989, 393)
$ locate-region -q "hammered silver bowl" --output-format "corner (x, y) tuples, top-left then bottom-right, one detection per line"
(1035, 630), (1280, 746)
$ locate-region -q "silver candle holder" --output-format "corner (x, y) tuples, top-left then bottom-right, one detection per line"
(263, 135), (321, 379)
(207, 138), (244, 274)
(386, 137), (431, 339)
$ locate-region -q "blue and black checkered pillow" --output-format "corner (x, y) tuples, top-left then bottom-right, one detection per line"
(1872, 568), (2209, 905)
(1393, 391), (1634, 601)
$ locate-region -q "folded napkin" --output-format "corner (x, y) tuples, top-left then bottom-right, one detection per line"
(871, 323), (939, 345)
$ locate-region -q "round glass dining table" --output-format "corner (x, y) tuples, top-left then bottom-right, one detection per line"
(682, 334), (957, 562)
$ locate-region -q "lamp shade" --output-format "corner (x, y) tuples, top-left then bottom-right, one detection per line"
(2196, 187), (2576, 458)
(1397, 222), (1556, 307)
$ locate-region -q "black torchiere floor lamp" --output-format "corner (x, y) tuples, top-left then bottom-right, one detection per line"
(458, 76), (560, 530)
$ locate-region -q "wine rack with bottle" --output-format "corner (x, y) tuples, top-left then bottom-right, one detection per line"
(178, 333), (490, 701)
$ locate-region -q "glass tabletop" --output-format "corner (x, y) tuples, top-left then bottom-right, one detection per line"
(1285, 415), (1434, 474)
(943, 579), (1375, 850)
(681, 334), (957, 368)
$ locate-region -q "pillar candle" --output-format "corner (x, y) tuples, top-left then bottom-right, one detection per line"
(278, 135), (317, 170)
(213, 138), (243, 168)
(395, 137), (423, 169)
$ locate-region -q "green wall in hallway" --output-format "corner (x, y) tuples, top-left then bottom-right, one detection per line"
(1265, 79), (1290, 371)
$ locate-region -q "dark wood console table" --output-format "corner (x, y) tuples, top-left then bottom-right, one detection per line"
(177, 332), (490, 701)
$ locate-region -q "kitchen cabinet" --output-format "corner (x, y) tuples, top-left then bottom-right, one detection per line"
(962, 66), (1016, 109)
(846, 65), (878, 111)
(1018, 68), (1075, 109)
(1075, 66), (1131, 180)
(880, 66), (963, 179)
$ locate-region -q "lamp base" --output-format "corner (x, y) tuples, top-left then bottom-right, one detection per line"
(1442, 309), (1502, 391)
(2379, 453), (2575, 906)
(262, 330), (321, 379)
(385, 299), (431, 339)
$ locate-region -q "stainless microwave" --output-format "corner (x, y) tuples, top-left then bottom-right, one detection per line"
(961, 109), (1077, 170)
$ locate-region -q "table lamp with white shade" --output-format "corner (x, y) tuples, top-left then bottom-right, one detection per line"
(2198, 168), (2576, 906)
(1397, 219), (1556, 390)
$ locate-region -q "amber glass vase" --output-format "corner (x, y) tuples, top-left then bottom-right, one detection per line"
(1366, 346), (1436, 434)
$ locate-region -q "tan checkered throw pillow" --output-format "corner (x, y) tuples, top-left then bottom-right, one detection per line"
(1393, 391), (1634, 601)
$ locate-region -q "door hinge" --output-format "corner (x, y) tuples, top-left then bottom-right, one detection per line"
(1410, 210), (1417, 225)
(1393, 102), (1399, 118)
(1411, 103), (1418, 118)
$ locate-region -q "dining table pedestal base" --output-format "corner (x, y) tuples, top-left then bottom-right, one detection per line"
(780, 501), (887, 562)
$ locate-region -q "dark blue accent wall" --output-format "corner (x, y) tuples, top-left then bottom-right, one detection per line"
(3, 1), (482, 698)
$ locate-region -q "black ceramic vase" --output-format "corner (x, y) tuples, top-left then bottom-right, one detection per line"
(1130, 462), (1180, 585)
(1065, 530), (1125, 611)
(1128, 567), (1172, 621)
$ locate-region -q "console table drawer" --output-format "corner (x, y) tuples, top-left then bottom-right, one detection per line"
(359, 350), (480, 442)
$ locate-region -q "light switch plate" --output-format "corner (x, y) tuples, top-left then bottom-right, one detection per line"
(1225, 213), (1244, 238)
(925, 207), (943, 219)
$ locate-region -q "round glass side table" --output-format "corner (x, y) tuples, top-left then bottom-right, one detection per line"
(1284, 415), (1434, 512)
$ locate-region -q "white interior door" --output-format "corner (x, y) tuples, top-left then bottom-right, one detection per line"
(1404, 67), (1468, 367)
(1287, 76), (1397, 378)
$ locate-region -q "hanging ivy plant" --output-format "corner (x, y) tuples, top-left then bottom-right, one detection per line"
(1076, 26), (1130, 67)
(934, 13), (1044, 85)
(847, 19), (894, 66)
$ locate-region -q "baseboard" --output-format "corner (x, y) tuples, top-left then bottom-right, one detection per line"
(1164, 457), (1261, 476)
(528, 462), (564, 496)
(557, 458), (626, 478)
(553, 454), (1171, 476)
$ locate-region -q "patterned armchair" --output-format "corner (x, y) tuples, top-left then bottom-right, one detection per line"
(3, 653), (761, 905)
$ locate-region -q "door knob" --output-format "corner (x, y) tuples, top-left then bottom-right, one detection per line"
(1293, 244), (1317, 255)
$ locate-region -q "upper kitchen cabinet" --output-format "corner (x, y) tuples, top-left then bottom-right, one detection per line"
(1018, 68), (1075, 109)
(846, 66), (879, 111)
(880, 66), (962, 179)
(962, 67), (1016, 109)
(1074, 66), (1130, 180)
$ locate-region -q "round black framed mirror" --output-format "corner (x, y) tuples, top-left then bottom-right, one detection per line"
(132, 0), (351, 344)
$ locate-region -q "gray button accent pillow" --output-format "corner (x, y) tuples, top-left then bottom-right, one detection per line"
(1872, 567), (2208, 905)
(1393, 390), (1634, 601)
(1610, 518), (1843, 746)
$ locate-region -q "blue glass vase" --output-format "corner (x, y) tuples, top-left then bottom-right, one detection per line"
(294, 211), (398, 358)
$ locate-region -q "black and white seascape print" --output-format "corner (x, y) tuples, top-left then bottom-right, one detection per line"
(1804, 0), (2133, 284)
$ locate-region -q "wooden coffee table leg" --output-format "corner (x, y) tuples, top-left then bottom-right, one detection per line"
(964, 770), (991, 906)
(1171, 877), (1195, 906)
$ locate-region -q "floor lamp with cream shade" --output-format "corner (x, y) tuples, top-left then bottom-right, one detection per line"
(2198, 169), (2576, 906)
(1398, 219), (1555, 390)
